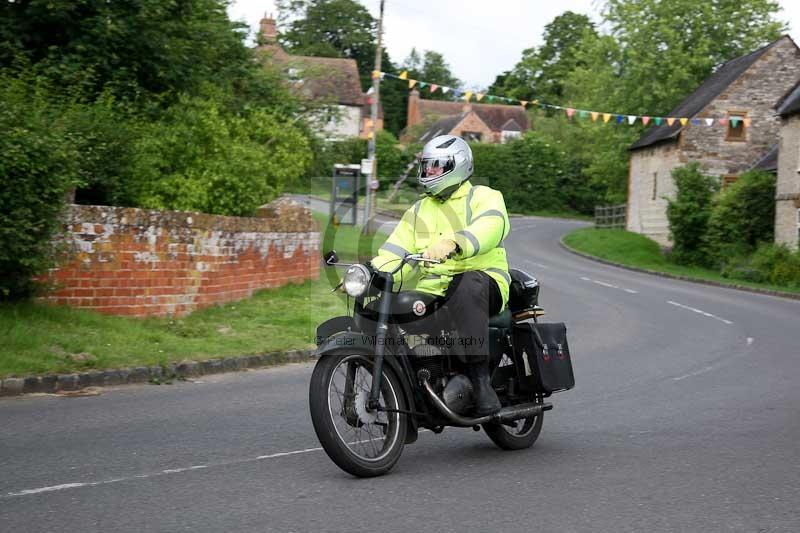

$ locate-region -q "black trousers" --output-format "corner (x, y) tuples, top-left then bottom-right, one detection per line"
(440, 271), (503, 364)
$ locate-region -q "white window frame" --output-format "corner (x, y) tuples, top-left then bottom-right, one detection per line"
(501, 130), (521, 143)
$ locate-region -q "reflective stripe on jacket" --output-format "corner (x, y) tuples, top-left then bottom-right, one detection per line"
(371, 180), (511, 308)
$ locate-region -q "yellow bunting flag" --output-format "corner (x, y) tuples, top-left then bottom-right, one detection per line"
(602, 113), (612, 123)
(743, 118), (751, 127)
(476, 93), (485, 101)
(372, 70), (381, 80)
(398, 71), (408, 80)
(464, 90), (473, 101)
(520, 100), (528, 108)
(679, 118), (689, 126)
(591, 111), (599, 122)
(666, 117), (676, 126)
(409, 79), (417, 89)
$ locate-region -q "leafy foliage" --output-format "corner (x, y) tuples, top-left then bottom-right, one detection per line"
(131, 94), (311, 216)
(666, 164), (719, 265)
(0, 76), (80, 299)
(721, 244), (800, 288)
(704, 170), (776, 264)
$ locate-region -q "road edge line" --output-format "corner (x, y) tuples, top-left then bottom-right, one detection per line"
(558, 237), (800, 303)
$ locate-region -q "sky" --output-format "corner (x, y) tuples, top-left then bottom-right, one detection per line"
(228, 0), (800, 90)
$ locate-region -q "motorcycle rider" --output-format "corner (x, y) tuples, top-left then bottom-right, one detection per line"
(371, 135), (511, 416)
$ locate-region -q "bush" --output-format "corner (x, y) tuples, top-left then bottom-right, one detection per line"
(666, 163), (718, 265)
(704, 170), (775, 265)
(0, 76), (80, 299)
(722, 244), (800, 287)
(131, 94), (311, 216)
(471, 133), (593, 214)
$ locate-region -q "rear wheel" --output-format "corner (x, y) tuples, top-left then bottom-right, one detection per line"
(309, 352), (407, 477)
(482, 399), (544, 450)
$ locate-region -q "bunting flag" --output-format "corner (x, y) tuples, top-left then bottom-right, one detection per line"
(375, 71), (755, 129)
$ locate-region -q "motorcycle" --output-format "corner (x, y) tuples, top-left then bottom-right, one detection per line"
(309, 250), (575, 477)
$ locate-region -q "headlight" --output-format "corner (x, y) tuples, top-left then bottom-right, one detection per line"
(343, 264), (370, 298)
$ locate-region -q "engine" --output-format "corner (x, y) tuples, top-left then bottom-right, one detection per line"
(410, 343), (475, 415)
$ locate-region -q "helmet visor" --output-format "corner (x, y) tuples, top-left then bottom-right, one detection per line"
(418, 156), (455, 180)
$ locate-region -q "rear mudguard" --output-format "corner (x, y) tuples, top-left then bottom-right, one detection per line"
(316, 330), (419, 444)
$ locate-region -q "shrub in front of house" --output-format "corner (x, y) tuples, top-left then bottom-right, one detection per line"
(666, 163), (719, 266)
(704, 170), (776, 266)
(721, 243), (800, 288)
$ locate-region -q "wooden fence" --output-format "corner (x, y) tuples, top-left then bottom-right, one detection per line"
(594, 204), (627, 229)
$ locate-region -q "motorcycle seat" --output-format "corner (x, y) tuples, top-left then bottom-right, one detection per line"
(488, 307), (512, 329)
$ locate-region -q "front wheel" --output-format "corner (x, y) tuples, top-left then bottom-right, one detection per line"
(309, 352), (407, 477)
(482, 400), (544, 450)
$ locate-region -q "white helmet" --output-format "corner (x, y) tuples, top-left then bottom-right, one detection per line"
(417, 135), (473, 198)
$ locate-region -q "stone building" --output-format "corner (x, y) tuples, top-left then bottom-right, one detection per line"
(627, 35), (800, 246)
(256, 15), (382, 139)
(406, 89), (530, 144)
(774, 82), (800, 249)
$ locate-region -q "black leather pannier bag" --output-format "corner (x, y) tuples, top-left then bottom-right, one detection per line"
(512, 322), (575, 394)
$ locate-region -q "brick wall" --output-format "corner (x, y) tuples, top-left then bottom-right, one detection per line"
(40, 198), (320, 317)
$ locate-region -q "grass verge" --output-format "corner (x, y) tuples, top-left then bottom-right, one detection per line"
(562, 228), (800, 295)
(0, 217), (389, 378)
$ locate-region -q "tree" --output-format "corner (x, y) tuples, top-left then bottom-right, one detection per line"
(402, 48), (461, 101)
(491, 12), (597, 102)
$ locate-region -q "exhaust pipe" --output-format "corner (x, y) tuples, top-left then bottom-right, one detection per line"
(421, 377), (550, 427)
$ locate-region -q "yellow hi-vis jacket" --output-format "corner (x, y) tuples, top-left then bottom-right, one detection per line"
(371, 180), (511, 308)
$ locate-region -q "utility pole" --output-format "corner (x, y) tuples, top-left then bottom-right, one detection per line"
(363, 0), (384, 235)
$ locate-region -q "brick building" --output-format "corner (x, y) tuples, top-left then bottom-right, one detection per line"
(405, 89), (530, 144)
(774, 82), (800, 249)
(627, 35), (800, 246)
(256, 15), (382, 140)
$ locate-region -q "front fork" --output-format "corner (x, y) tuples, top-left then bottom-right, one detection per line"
(368, 274), (394, 411)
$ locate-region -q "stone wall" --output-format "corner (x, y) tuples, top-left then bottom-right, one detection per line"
(681, 37), (800, 176)
(627, 143), (682, 246)
(40, 198), (320, 317)
(775, 114), (800, 249)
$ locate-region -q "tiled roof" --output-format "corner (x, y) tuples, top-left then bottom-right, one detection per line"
(777, 80), (800, 116)
(630, 37), (789, 151)
(258, 45), (365, 107)
(418, 99), (530, 132)
(750, 144), (778, 172)
(418, 114), (467, 142)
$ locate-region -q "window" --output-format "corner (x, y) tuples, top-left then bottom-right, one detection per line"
(651, 172), (658, 201)
(722, 175), (738, 189)
(462, 131), (482, 142)
(501, 130), (521, 143)
(725, 111), (747, 141)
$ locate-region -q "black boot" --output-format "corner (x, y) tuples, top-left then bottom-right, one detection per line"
(467, 361), (501, 416)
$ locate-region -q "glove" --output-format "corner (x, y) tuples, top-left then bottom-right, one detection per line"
(423, 239), (458, 262)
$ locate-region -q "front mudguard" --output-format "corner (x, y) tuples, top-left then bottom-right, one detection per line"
(315, 330), (419, 444)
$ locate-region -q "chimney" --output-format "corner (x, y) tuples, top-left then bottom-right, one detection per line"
(407, 89), (422, 128)
(259, 13), (278, 44)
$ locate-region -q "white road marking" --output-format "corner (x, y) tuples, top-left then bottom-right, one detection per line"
(528, 261), (549, 270)
(747, 337), (754, 345)
(673, 365), (717, 381)
(592, 280), (619, 289)
(667, 300), (733, 325)
(580, 276), (638, 295)
(5, 430), (434, 499)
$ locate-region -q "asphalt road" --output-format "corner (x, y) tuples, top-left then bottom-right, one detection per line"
(2, 213), (800, 532)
